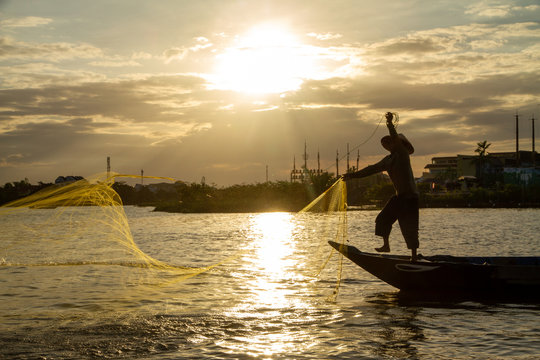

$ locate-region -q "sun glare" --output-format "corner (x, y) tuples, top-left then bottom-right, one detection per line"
(251, 212), (296, 275)
(212, 24), (317, 94)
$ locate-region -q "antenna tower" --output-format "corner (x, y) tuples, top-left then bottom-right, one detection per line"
(317, 149), (321, 174)
(516, 112), (520, 166)
(347, 143), (350, 173)
(303, 141), (308, 169)
(336, 149), (339, 177)
(107, 156), (111, 179)
(532, 114), (536, 168)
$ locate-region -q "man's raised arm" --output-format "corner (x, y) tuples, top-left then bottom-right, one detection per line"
(385, 112), (398, 138)
(342, 157), (388, 180)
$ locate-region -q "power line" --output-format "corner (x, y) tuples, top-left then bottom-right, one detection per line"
(321, 112), (394, 173)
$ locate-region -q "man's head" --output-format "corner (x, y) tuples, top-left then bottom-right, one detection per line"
(381, 134), (414, 154)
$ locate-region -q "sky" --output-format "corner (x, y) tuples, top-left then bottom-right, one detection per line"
(1, 0), (539, 186)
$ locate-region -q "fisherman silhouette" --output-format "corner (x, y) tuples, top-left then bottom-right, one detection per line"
(342, 112), (419, 261)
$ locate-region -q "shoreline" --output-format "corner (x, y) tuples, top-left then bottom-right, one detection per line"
(151, 203), (540, 214)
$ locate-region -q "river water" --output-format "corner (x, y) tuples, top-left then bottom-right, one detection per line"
(1, 207), (539, 359)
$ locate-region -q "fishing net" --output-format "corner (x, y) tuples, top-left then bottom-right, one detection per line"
(0, 173), (225, 285)
(0, 172), (349, 298)
(299, 178), (348, 299)
(300, 178), (347, 213)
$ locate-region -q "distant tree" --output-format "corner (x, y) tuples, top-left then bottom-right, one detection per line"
(112, 182), (136, 204)
(475, 140), (491, 157)
(473, 140), (493, 187)
(309, 172), (337, 195)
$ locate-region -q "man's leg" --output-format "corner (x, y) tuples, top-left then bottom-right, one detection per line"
(375, 196), (399, 252)
(375, 235), (390, 253)
(397, 195), (419, 261)
(411, 248), (418, 262)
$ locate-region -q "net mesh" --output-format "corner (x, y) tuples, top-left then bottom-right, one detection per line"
(0, 173), (348, 294)
(0, 173), (224, 284)
(300, 178), (348, 299)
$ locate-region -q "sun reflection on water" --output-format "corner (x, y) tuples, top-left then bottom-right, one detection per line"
(222, 212), (320, 357)
(250, 212), (297, 275)
(245, 212), (306, 310)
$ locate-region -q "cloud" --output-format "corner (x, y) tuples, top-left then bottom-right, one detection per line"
(0, 74), (216, 128)
(0, 153), (26, 167)
(0, 16), (52, 29)
(89, 60), (142, 67)
(465, 1), (540, 18)
(0, 62), (107, 89)
(191, 37), (213, 52)
(466, 2), (512, 18)
(131, 51), (153, 60)
(162, 37), (213, 64)
(0, 116), (155, 182)
(360, 22), (540, 85)
(372, 38), (444, 56)
(0, 36), (104, 61)
(307, 32), (343, 41)
(163, 47), (188, 63)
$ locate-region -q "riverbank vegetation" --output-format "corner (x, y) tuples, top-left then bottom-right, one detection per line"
(123, 181), (313, 213)
(420, 183), (540, 208)
(2, 177), (539, 211)
(0, 179), (52, 206)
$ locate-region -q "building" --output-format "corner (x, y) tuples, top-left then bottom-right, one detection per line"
(422, 156), (459, 181)
(290, 168), (327, 183)
(290, 143), (330, 183)
(55, 175), (84, 184)
(422, 151), (539, 187)
(503, 167), (540, 186)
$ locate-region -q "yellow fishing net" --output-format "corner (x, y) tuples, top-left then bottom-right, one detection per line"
(0, 172), (348, 296)
(0, 173), (225, 284)
(299, 178), (348, 299)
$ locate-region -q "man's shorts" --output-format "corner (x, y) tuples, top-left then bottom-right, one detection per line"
(375, 194), (419, 249)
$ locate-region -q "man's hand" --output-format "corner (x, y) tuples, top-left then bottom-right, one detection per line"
(385, 112), (393, 123)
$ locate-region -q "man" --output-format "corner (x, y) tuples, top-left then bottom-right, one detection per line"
(342, 112), (419, 261)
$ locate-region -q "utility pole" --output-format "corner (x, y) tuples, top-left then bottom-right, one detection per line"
(346, 143), (350, 173)
(141, 169), (144, 185)
(303, 140), (308, 170)
(266, 165), (268, 183)
(107, 156), (111, 179)
(303, 141), (309, 183)
(516, 112), (520, 167)
(336, 149), (339, 177)
(532, 114), (536, 168)
(356, 149), (360, 171)
(291, 155), (296, 182)
(317, 149), (321, 175)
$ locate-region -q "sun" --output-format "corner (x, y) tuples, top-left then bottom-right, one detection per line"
(212, 24), (317, 94)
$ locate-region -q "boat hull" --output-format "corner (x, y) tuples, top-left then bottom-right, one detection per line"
(328, 241), (540, 296)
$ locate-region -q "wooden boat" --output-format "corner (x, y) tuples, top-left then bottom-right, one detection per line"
(328, 241), (540, 297)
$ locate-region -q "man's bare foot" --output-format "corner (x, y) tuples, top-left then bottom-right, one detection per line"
(375, 245), (390, 253)
(411, 249), (418, 262)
